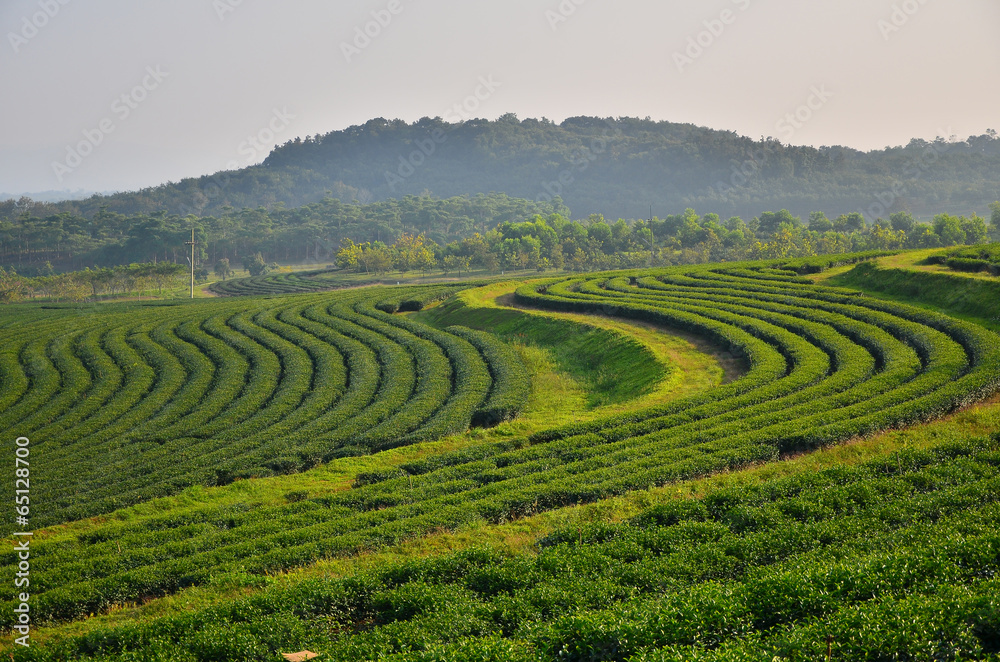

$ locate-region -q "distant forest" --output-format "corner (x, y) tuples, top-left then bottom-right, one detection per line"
(7, 116), (1000, 223)
(0, 193), (567, 273)
(1, 177), (996, 285)
(2, 204), (996, 303)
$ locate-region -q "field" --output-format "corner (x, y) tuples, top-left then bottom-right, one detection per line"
(3, 252), (1000, 660)
(924, 244), (1000, 277)
(206, 270), (376, 297)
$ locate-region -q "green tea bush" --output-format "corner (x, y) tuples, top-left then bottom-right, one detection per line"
(4, 258), (999, 634)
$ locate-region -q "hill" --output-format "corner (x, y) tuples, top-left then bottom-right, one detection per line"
(5, 255), (1000, 658)
(13, 116), (1000, 222)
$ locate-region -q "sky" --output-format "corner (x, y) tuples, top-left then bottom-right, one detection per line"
(1, 0), (998, 196)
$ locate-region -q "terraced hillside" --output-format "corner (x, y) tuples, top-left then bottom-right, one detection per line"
(4, 258), (999, 639)
(208, 270), (373, 297)
(927, 243), (1000, 276)
(828, 257), (1000, 331)
(0, 284), (530, 531)
(24, 438), (1000, 660)
(515, 265), (1000, 461)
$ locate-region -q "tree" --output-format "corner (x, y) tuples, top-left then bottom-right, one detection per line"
(550, 243), (565, 270)
(0, 266), (27, 303)
(567, 247), (589, 271)
(586, 221), (613, 251)
(442, 255), (469, 277)
(834, 212), (866, 232)
(933, 214), (966, 246)
(214, 258), (233, 280)
(888, 211), (915, 233)
(479, 250), (500, 274)
(57, 274), (89, 302)
(757, 210), (800, 237)
(243, 252), (269, 276)
(868, 224), (905, 250)
(907, 224), (942, 248)
(990, 201), (1000, 229)
(961, 214), (989, 245)
(336, 239), (363, 271)
(518, 236), (542, 270)
(393, 233), (435, 273)
(412, 247), (437, 274)
(808, 212), (833, 232)
(78, 267), (114, 299)
(362, 245), (394, 275)
(151, 262), (184, 294)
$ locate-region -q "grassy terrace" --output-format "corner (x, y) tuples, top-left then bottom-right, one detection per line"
(4, 253), (1000, 660)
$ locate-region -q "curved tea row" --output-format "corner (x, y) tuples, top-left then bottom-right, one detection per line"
(208, 270), (375, 297)
(21, 438), (1000, 660)
(0, 285), (529, 530)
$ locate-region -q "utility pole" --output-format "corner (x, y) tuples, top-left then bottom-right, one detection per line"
(185, 229), (197, 299)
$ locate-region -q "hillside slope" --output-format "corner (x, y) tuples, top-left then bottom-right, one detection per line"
(6, 260), (1000, 660)
(20, 117), (1000, 221)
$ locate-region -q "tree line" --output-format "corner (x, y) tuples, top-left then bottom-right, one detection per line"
(2, 201), (996, 303)
(0, 193), (567, 275)
(337, 207), (999, 276)
(0, 262), (188, 303)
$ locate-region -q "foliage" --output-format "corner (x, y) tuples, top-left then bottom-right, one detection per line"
(0, 284), (530, 540)
(12, 437), (1000, 661)
(214, 258), (233, 280)
(0, 266), (28, 302)
(0, 193), (564, 273)
(8, 117), (1000, 224)
(926, 243), (1000, 276)
(211, 209), (993, 300)
(242, 252), (269, 277)
(4, 255), (999, 629)
(2, 186), (994, 303)
(831, 259), (1000, 323)
(0, 262), (186, 302)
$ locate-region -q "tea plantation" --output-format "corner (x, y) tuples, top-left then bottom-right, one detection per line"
(3, 255), (1000, 660)
(0, 283), (529, 529)
(927, 244), (1000, 276)
(208, 270), (379, 297)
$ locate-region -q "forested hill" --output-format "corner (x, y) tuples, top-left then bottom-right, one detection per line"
(13, 116), (1000, 221)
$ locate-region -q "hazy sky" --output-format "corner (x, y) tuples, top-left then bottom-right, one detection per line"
(1, 0), (998, 195)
